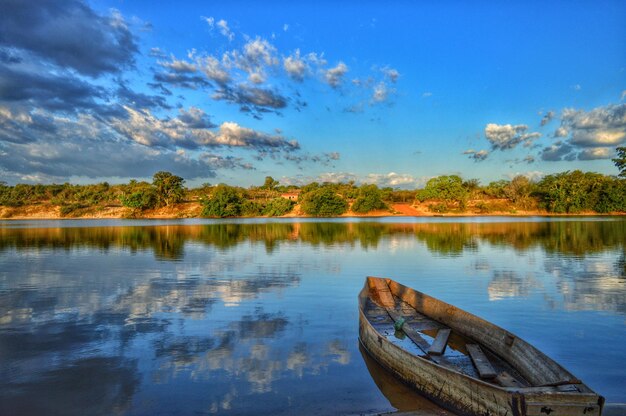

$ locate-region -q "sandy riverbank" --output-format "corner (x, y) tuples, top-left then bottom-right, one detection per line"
(1, 202), (621, 220)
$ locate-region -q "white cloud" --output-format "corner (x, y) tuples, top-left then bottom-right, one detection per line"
(197, 55), (231, 85)
(216, 121), (299, 150)
(202, 16), (215, 28)
(248, 72), (265, 84)
(216, 19), (234, 41)
(422, 92), (432, 98)
(485, 123), (541, 150)
(280, 172), (426, 189)
(372, 82), (389, 103)
(240, 37), (278, 71)
(382, 67), (399, 83)
(283, 49), (307, 81)
(317, 172), (358, 184)
(159, 56), (197, 73)
(363, 172), (427, 189)
(505, 171), (545, 182)
(324, 62), (348, 88)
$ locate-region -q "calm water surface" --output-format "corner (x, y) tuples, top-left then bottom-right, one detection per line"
(1, 218), (625, 415)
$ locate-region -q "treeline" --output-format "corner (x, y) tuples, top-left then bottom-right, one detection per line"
(416, 171), (626, 214)
(1, 169), (625, 217)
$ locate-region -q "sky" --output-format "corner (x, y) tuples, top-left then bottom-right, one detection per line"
(0, 0), (625, 189)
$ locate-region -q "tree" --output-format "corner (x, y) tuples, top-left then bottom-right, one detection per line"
(613, 147), (626, 178)
(300, 187), (348, 216)
(351, 184), (387, 213)
(416, 175), (468, 210)
(484, 180), (509, 198)
(462, 178), (481, 198)
(152, 171), (185, 206)
(262, 176), (279, 190)
(536, 170), (605, 213)
(201, 185), (243, 217)
(504, 175), (535, 209)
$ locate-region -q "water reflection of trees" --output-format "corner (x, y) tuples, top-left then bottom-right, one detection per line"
(2, 220), (624, 259)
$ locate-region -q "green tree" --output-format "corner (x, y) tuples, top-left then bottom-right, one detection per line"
(152, 171), (185, 207)
(298, 182), (320, 201)
(202, 185), (243, 217)
(262, 176), (279, 190)
(416, 175), (468, 210)
(351, 184), (387, 213)
(300, 187), (348, 216)
(462, 178), (481, 198)
(594, 178), (626, 213)
(613, 147), (626, 177)
(484, 180), (509, 198)
(537, 170), (605, 213)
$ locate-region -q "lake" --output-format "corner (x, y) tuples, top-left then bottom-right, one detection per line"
(1, 217), (625, 415)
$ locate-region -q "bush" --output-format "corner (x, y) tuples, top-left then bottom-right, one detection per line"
(300, 187), (348, 216)
(263, 198), (295, 216)
(59, 203), (88, 217)
(240, 200), (263, 217)
(429, 203), (448, 213)
(120, 190), (158, 210)
(202, 185), (243, 217)
(351, 184), (387, 213)
(475, 201), (491, 214)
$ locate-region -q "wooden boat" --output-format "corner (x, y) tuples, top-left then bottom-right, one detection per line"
(358, 276), (605, 416)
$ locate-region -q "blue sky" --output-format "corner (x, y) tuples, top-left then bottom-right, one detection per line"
(1, 1), (624, 188)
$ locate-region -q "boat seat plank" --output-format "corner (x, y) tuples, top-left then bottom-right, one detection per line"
(466, 344), (497, 379)
(427, 328), (451, 356)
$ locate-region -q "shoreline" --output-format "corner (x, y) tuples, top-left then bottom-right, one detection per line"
(1, 202), (623, 220)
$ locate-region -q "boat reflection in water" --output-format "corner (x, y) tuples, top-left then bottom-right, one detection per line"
(360, 343), (453, 415)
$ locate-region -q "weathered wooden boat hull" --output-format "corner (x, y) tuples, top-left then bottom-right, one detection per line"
(358, 277), (604, 416)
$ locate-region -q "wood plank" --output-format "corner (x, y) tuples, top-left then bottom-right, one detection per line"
(427, 328), (451, 355)
(466, 344), (497, 379)
(538, 378), (582, 387)
(369, 277), (395, 308)
(496, 371), (524, 388)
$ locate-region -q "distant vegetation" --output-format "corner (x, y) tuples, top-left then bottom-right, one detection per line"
(1, 150), (625, 217)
